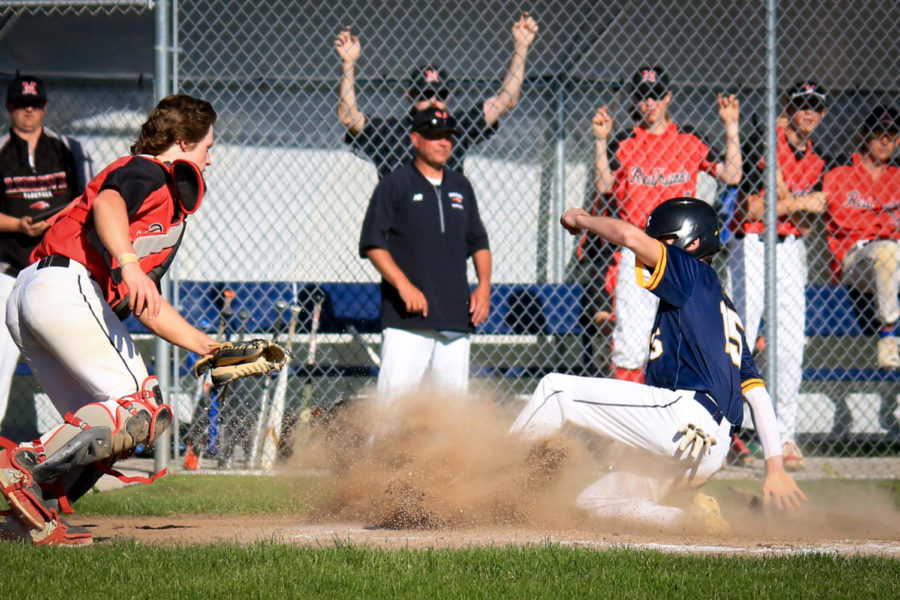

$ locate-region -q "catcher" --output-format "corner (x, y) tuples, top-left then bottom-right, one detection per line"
(0, 95), (284, 546)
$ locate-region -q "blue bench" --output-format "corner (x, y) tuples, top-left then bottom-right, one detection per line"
(802, 284), (899, 438)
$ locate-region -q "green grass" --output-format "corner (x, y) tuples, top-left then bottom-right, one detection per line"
(0, 540), (897, 600)
(76, 473), (332, 515)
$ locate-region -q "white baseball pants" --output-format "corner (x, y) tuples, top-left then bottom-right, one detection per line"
(726, 233), (807, 443)
(0, 272), (20, 426)
(611, 248), (659, 370)
(6, 259), (149, 421)
(510, 373), (730, 527)
(376, 327), (470, 407)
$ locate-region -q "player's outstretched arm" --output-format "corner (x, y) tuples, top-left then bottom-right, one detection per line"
(138, 298), (218, 356)
(483, 12), (538, 126)
(560, 208), (661, 268)
(743, 385), (807, 509)
(334, 26), (367, 134)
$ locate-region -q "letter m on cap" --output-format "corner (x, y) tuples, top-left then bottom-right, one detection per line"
(642, 69), (657, 83)
(425, 69), (441, 84)
(21, 81), (38, 96)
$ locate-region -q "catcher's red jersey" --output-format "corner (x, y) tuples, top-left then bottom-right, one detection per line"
(740, 126), (825, 237)
(824, 153), (900, 274)
(613, 122), (717, 227)
(31, 155), (187, 314)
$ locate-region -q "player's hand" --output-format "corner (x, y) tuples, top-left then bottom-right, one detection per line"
(592, 105), (613, 141)
(560, 208), (589, 235)
(334, 26), (361, 64)
(469, 283), (491, 327)
(799, 191), (827, 214)
(512, 12), (538, 47)
(762, 465), (807, 510)
(398, 281), (428, 317)
(717, 93), (740, 125)
(121, 262), (161, 319)
(17, 215), (50, 237)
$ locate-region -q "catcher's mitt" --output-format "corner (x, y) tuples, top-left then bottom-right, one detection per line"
(194, 339), (288, 387)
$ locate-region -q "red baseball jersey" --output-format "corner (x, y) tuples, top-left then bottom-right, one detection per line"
(824, 153), (900, 275)
(740, 127), (825, 237)
(613, 122), (717, 227)
(32, 155), (191, 316)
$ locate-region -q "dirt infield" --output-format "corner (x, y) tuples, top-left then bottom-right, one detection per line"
(73, 514), (900, 557)
(86, 393), (900, 556)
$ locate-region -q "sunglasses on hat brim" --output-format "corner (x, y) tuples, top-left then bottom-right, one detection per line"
(788, 96), (825, 112)
(410, 88), (450, 101)
(8, 99), (46, 110)
(632, 85), (669, 103)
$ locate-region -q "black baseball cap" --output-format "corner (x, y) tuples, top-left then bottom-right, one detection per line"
(786, 80), (826, 112)
(863, 105), (899, 138)
(6, 75), (47, 106)
(632, 66), (670, 101)
(408, 64), (450, 100)
(411, 107), (462, 135)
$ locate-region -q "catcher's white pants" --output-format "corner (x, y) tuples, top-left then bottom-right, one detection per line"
(6, 259), (150, 423)
(510, 373), (730, 527)
(611, 248), (659, 370)
(376, 327), (469, 407)
(726, 233), (806, 443)
(842, 240), (900, 326)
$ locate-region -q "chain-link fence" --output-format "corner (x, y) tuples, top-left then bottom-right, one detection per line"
(2, 1), (899, 477)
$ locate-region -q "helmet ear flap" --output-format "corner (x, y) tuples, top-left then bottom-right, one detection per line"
(170, 159), (204, 214)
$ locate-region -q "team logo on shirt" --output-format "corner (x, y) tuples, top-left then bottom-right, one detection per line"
(449, 192), (464, 209)
(29, 200), (50, 211)
(845, 191), (877, 209)
(627, 166), (690, 186)
(412, 193), (424, 202)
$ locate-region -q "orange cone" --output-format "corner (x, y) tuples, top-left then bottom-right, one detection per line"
(183, 441), (199, 470)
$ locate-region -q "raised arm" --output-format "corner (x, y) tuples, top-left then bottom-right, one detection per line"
(482, 12), (538, 127)
(591, 105), (615, 195)
(560, 208), (661, 269)
(715, 93), (742, 185)
(334, 26), (367, 134)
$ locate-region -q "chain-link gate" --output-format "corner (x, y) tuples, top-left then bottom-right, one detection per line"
(1, 1), (898, 477)
(0, 1), (155, 448)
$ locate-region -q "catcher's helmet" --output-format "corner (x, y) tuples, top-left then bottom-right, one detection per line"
(645, 197), (722, 259)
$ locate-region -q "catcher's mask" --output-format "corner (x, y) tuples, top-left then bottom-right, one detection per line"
(645, 197), (722, 259)
(170, 159), (205, 214)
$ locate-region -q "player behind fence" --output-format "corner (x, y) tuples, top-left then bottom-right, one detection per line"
(0, 75), (92, 434)
(824, 106), (900, 376)
(727, 80), (829, 471)
(334, 12), (538, 177)
(510, 198), (805, 533)
(0, 94), (221, 546)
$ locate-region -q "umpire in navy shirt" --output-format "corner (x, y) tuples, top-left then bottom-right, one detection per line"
(359, 107), (492, 407)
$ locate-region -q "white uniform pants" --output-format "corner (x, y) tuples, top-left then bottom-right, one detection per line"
(611, 248), (659, 370)
(376, 327), (470, 407)
(726, 233), (806, 443)
(510, 373), (730, 527)
(842, 240), (900, 326)
(6, 260), (149, 421)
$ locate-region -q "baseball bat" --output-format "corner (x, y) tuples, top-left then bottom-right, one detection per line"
(201, 288), (236, 462)
(347, 324), (381, 367)
(260, 301), (300, 469)
(251, 300), (287, 468)
(282, 289), (326, 454)
(219, 309), (251, 468)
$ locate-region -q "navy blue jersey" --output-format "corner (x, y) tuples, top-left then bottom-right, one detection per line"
(639, 242), (764, 426)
